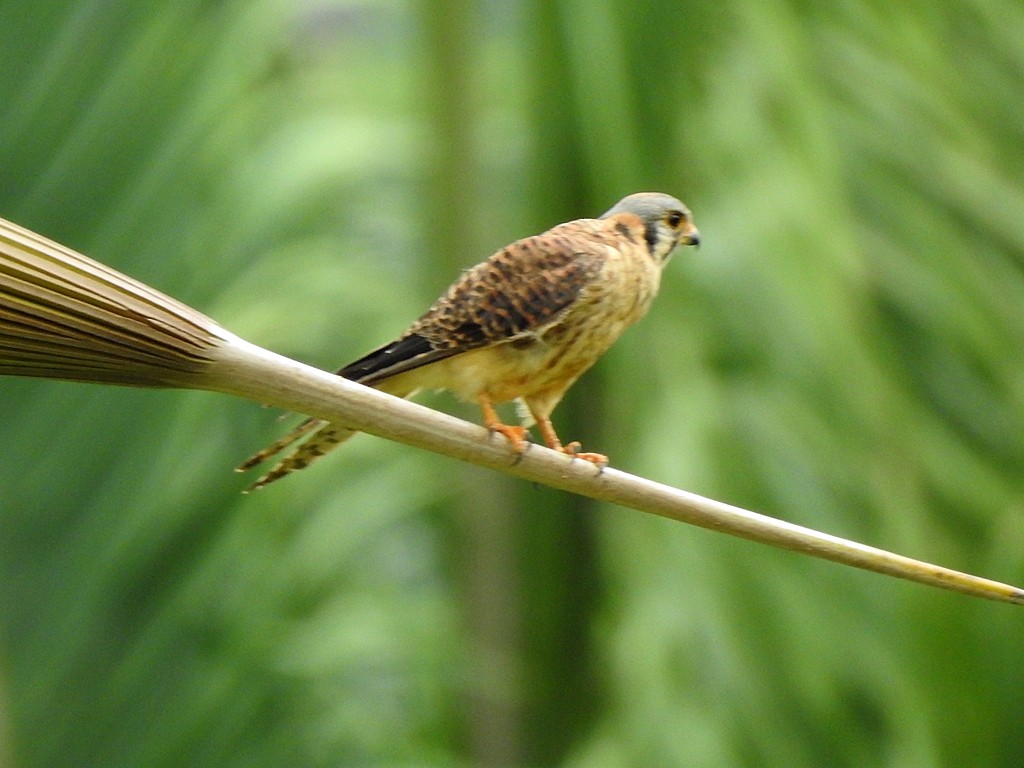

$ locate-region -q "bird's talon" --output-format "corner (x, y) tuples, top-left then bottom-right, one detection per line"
(489, 423), (529, 453)
(571, 450), (609, 468)
(557, 441), (608, 469)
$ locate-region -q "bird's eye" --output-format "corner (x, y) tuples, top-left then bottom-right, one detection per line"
(666, 210), (684, 228)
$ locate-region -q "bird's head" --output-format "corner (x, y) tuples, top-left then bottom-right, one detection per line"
(601, 192), (700, 264)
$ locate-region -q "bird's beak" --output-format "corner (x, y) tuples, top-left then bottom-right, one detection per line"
(681, 228), (701, 247)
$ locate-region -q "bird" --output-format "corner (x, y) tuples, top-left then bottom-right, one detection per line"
(237, 192), (700, 490)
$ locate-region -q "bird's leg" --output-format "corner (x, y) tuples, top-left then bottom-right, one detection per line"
(478, 394), (529, 453)
(534, 414), (608, 468)
(534, 414), (565, 452)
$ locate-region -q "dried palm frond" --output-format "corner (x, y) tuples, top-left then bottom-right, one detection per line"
(0, 217), (230, 388)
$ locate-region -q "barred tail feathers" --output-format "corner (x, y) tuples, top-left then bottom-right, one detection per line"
(237, 420), (358, 492)
(237, 378), (417, 491)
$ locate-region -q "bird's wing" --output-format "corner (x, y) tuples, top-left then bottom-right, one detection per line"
(339, 221), (608, 385)
(336, 333), (437, 382)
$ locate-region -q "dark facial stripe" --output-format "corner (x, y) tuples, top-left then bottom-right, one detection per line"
(643, 221), (659, 253)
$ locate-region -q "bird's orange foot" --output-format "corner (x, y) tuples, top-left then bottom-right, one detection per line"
(560, 441), (608, 468)
(489, 422), (530, 453)
(478, 395), (530, 455)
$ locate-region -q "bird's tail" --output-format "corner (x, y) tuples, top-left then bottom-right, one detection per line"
(236, 380), (416, 491)
(235, 419), (358, 491)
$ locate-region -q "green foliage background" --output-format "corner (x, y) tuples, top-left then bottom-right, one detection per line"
(2, 0), (1023, 765)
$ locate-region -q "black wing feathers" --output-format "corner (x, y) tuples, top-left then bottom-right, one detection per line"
(337, 333), (443, 384)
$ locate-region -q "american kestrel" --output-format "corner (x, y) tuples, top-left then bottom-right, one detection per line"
(238, 192), (699, 489)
